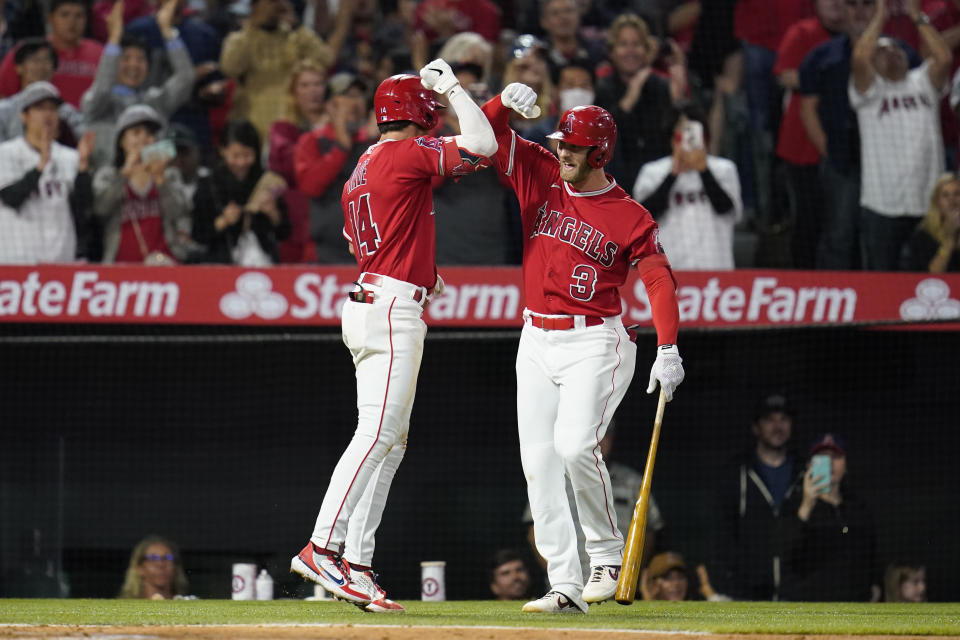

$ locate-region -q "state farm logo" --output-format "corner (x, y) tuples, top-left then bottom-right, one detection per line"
(899, 278), (960, 321)
(219, 272), (288, 320)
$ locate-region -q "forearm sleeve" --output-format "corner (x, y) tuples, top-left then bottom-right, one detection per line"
(640, 263), (680, 345)
(643, 172), (677, 219)
(448, 86), (497, 157)
(700, 167), (735, 214)
(0, 169), (41, 209)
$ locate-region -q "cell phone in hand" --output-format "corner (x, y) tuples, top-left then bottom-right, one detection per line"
(810, 454), (831, 494)
(140, 138), (177, 164)
(680, 120), (704, 152)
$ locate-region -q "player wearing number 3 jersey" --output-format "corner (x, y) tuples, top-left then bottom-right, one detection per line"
(480, 83), (685, 613)
(291, 60), (496, 612)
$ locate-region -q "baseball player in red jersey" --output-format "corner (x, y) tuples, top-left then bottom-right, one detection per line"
(290, 60), (497, 612)
(480, 83), (685, 613)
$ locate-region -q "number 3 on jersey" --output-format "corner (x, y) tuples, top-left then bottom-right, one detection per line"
(348, 193), (381, 258)
(570, 264), (597, 301)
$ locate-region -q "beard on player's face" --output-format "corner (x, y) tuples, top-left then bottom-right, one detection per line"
(557, 142), (592, 184)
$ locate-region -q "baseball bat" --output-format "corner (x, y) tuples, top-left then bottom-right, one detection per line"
(615, 388), (667, 605)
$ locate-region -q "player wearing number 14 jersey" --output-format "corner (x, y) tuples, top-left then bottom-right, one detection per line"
(480, 84), (685, 613)
(291, 60), (496, 612)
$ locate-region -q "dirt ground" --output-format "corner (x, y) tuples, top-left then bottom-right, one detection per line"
(0, 626), (949, 640)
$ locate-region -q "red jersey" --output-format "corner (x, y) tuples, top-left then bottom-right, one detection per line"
(0, 38), (103, 106)
(775, 17), (832, 165)
(481, 97), (671, 318)
(341, 135), (464, 289)
(734, 0), (814, 50)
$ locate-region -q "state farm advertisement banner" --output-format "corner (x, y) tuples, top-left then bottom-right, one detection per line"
(0, 265), (958, 328)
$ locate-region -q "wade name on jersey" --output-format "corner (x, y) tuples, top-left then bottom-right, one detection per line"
(528, 201), (619, 268)
(346, 158), (369, 194)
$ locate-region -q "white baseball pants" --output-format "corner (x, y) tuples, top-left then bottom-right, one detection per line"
(517, 315), (637, 597)
(311, 278), (427, 566)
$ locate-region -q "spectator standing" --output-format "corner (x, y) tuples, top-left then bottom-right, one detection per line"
(0, 0), (104, 107)
(219, 0), (333, 140)
(489, 549), (534, 601)
(118, 535), (189, 599)
(294, 72), (375, 264)
(595, 14), (674, 190)
(798, 0), (918, 269)
(632, 103), (742, 270)
(778, 433), (880, 602)
(774, 0), (846, 269)
(733, 0), (814, 231)
(539, 0), (605, 81)
(193, 119), (290, 265)
(92, 104), (190, 264)
(125, 0), (224, 151)
(82, 0), (195, 170)
(0, 38), (85, 143)
(0, 82), (94, 264)
(711, 393), (801, 601)
(268, 58), (328, 263)
(902, 172), (960, 271)
(433, 64), (512, 265)
(850, 0), (953, 270)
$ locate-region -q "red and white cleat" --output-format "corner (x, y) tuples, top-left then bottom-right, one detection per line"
(349, 566), (405, 613)
(290, 542), (372, 605)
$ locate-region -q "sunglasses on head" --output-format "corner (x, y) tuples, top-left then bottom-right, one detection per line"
(845, 0), (876, 6)
(143, 553), (174, 563)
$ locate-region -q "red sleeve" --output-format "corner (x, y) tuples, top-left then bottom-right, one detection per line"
(268, 121), (301, 186)
(638, 262), (680, 346)
(480, 95), (557, 213)
(0, 49), (22, 97)
(294, 127), (350, 198)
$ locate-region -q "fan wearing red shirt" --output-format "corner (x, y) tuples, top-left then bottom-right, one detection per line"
(0, 0), (103, 107)
(480, 84), (684, 613)
(290, 60), (497, 613)
(775, 0), (846, 268)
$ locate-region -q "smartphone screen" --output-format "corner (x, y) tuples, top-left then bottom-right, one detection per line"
(681, 121), (704, 152)
(810, 454), (831, 494)
(140, 139), (177, 164)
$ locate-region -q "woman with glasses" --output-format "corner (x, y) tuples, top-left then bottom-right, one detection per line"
(118, 535), (189, 599)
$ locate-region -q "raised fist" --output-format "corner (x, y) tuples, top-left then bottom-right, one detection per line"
(501, 83), (539, 118)
(420, 58), (459, 95)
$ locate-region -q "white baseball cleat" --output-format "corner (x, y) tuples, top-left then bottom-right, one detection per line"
(582, 564), (621, 603)
(290, 542), (372, 604)
(349, 567), (405, 613)
(521, 590), (587, 613)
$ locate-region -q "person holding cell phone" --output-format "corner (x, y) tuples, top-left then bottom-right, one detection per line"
(92, 104), (189, 264)
(777, 433), (881, 602)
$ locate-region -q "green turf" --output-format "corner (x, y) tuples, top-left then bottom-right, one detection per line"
(0, 600), (958, 635)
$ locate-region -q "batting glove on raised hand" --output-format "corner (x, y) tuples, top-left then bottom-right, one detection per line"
(501, 82), (539, 118)
(647, 344), (684, 402)
(420, 58), (459, 95)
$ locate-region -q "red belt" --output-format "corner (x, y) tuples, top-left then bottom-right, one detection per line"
(528, 315), (604, 331)
(357, 273), (425, 303)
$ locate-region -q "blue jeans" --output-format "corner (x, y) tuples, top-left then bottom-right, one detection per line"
(817, 162), (862, 270)
(742, 42), (777, 134)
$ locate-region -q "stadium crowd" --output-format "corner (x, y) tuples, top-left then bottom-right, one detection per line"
(0, 0), (959, 272)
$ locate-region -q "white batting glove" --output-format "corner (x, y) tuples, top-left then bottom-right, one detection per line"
(420, 58), (459, 95)
(647, 344), (684, 402)
(501, 82), (538, 117)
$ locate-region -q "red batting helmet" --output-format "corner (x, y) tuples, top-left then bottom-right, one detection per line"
(374, 74), (440, 130)
(547, 105), (617, 169)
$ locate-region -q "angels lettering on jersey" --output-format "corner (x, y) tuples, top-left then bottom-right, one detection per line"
(528, 201), (620, 268)
(877, 93), (935, 117)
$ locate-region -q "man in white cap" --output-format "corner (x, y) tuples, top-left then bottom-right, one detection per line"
(0, 81), (95, 264)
